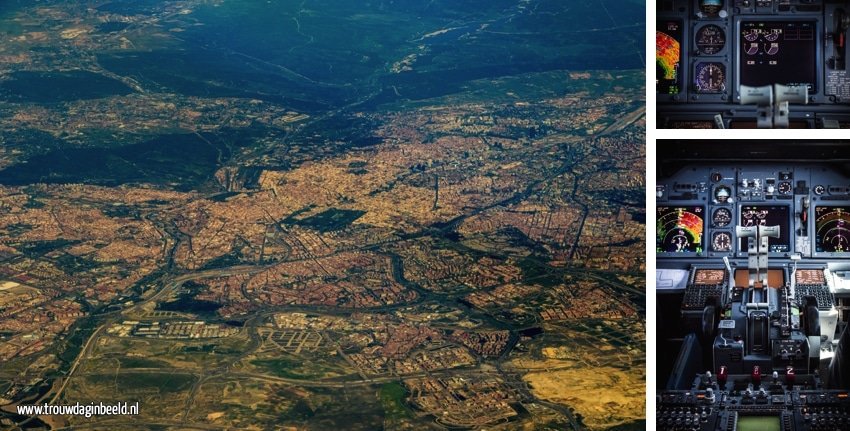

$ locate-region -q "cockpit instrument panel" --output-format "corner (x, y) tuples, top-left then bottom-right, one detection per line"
(656, 144), (850, 431)
(657, 206), (705, 254)
(656, 0), (850, 128)
(656, 159), (850, 259)
(656, 157), (850, 258)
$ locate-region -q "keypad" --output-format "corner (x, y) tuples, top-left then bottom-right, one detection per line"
(795, 284), (835, 310)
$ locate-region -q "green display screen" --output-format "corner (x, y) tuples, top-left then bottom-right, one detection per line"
(737, 416), (781, 431)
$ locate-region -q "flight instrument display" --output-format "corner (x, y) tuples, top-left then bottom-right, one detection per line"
(693, 268), (726, 284)
(738, 205), (791, 252)
(796, 268), (826, 284)
(816, 206), (850, 252)
(656, 206), (704, 253)
(657, 20), (683, 95)
(739, 21), (817, 91)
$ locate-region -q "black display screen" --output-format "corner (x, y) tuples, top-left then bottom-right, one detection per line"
(657, 20), (683, 95)
(657, 206), (704, 253)
(815, 206), (850, 253)
(739, 21), (817, 92)
(738, 205), (790, 253)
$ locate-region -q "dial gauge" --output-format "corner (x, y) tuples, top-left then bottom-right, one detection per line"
(764, 30), (781, 42)
(766, 43), (779, 55)
(712, 231), (733, 252)
(696, 25), (725, 55)
(714, 185), (732, 203)
(814, 185), (825, 195)
(699, 0), (723, 16)
(744, 29), (759, 42)
(740, 207), (767, 227)
(695, 62), (726, 93)
(778, 181), (792, 194)
(712, 207), (732, 227)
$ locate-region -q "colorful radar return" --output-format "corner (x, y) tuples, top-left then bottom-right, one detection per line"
(657, 206), (704, 253)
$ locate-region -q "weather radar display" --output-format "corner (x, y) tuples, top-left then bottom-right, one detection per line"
(816, 207), (850, 252)
(657, 206), (705, 253)
(657, 20), (683, 94)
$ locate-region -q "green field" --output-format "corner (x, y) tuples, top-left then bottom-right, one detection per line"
(86, 372), (195, 394)
(380, 382), (413, 421)
(250, 354), (353, 380)
(117, 357), (170, 369)
(0, 71), (134, 103)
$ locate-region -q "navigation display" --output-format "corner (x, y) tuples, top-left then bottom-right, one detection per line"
(657, 206), (704, 253)
(739, 205), (790, 253)
(739, 21), (817, 92)
(815, 206), (850, 253)
(657, 20), (683, 94)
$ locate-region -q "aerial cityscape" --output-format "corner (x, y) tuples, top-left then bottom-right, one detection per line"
(0, 0), (645, 429)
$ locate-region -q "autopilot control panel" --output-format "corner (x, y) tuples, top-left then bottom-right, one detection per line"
(657, 0), (850, 128)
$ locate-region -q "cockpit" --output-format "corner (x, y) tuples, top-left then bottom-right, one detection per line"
(656, 141), (850, 430)
(657, 1), (850, 128)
